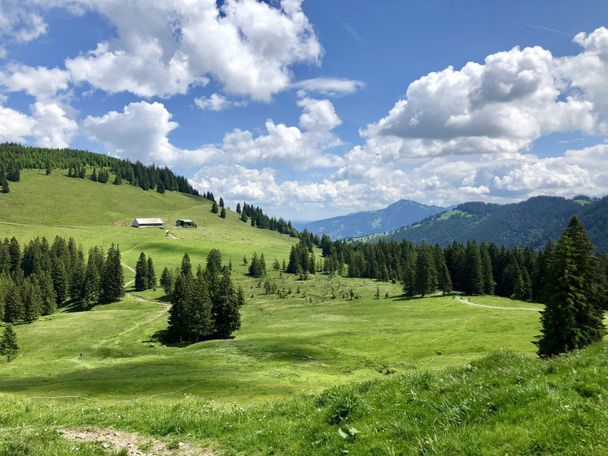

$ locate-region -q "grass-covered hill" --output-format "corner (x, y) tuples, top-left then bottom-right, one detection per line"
(0, 168), (295, 266)
(384, 195), (608, 252)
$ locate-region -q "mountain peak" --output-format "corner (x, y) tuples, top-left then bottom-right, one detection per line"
(299, 199), (446, 239)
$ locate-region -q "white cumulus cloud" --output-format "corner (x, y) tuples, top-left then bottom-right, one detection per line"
(10, 0), (322, 101)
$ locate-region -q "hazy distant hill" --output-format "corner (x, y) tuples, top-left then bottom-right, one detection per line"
(383, 195), (608, 252)
(299, 199), (445, 239)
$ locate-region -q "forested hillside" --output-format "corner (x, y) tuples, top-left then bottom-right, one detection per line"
(299, 199), (445, 239)
(384, 195), (608, 252)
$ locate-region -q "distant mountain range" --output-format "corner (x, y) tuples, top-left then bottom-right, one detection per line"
(298, 199), (446, 240)
(381, 195), (608, 252)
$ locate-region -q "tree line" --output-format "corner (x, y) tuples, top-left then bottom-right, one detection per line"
(309, 227), (608, 307)
(159, 250), (244, 342)
(289, 217), (606, 358)
(237, 202), (298, 237)
(0, 236), (125, 323)
(0, 143), (201, 197)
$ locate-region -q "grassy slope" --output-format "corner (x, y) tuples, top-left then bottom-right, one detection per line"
(1, 169), (602, 454)
(0, 169), (295, 269)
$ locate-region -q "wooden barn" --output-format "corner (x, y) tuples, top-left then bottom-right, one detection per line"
(131, 218), (164, 228)
(175, 218), (196, 228)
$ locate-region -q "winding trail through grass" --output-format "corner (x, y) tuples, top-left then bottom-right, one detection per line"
(457, 296), (541, 312)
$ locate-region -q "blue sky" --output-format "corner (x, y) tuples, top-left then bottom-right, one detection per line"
(0, 1), (607, 220)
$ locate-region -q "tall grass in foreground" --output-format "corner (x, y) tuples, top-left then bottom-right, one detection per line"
(1, 341), (607, 455)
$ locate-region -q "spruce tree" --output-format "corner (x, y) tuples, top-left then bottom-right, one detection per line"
(537, 234), (581, 357)
(135, 252), (149, 291)
(537, 217), (605, 357)
(463, 241), (484, 295)
(147, 257), (156, 289)
(564, 216), (605, 345)
(434, 245), (452, 295)
(38, 270), (57, 315)
(414, 245), (437, 296)
(211, 202), (218, 214)
(168, 273), (192, 342)
(180, 253), (193, 278)
(480, 242), (495, 295)
(187, 274), (214, 341)
(81, 254), (101, 310)
(220, 207), (226, 218)
(100, 245), (125, 302)
(51, 257), (69, 304)
(8, 237), (20, 275)
(0, 325), (19, 361)
(0, 175), (9, 193)
(206, 249), (223, 277)
(160, 267), (174, 295)
(212, 270), (241, 339)
(70, 248), (86, 299)
(402, 251), (417, 297)
(4, 281), (23, 323)
(23, 279), (42, 323)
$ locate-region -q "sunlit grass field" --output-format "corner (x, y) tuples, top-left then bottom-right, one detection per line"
(4, 169), (603, 455)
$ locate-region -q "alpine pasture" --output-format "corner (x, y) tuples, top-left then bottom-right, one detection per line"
(1, 169), (604, 455)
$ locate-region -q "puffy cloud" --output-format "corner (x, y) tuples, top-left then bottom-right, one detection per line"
(66, 41), (201, 98)
(0, 105), (36, 142)
(190, 163), (363, 216)
(297, 97), (342, 131)
(83, 100), (219, 165)
(0, 2), (47, 44)
(7, 0), (321, 101)
(82, 96), (342, 170)
(363, 45), (596, 160)
(194, 93), (246, 111)
(83, 101), (181, 163)
(0, 64), (70, 101)
(0, 101), (76, 147)
(220, 97), (342, 169)
(31, 102), (77, 147)
(557, 27), (608, 132)
(292, 77), (364, 96)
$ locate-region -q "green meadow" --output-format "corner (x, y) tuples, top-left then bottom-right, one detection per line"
(0, 169), (605, 455)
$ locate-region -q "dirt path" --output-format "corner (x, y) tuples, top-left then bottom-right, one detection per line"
(456, 296), (542, 312)
(60, 428), (213, 456)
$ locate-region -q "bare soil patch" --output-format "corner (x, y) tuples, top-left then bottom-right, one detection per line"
(60, 428), (214, 456)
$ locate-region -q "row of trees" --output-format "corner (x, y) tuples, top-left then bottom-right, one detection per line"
(287, 241), (316, 277)
(211, 199), (227, 218)
(306, 217), (606, 358)
(0, 161), (20, 193)
(237, 202), (298, 237)
(163, 250), (243, 342)
(248, 253), (266, 278)
(0, 143), (202, 197)
(310, 232), (607, 306)
(0, 237), (125, 323)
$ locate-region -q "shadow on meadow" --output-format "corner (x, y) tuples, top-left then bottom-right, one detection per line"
(0, 356), (302, 400)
